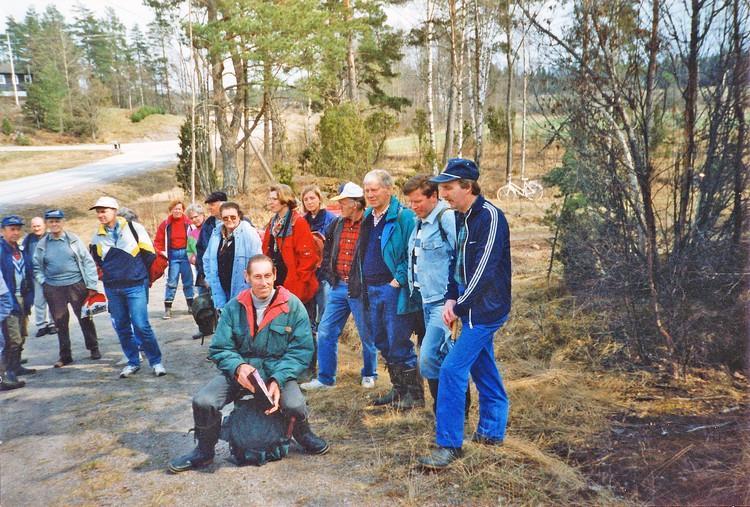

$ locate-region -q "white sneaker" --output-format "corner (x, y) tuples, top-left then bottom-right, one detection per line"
(300, 378), (334, 391)
(119, 365), (141, 378)
(361, 376), (376, 389)
(153, 363), (166, 377)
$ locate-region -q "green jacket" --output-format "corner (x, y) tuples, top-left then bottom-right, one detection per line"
(208, 286), (313, 388)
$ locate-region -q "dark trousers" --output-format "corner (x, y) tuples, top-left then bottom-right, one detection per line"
(43, 281), (99, 361)
(193, 374), (308, 431)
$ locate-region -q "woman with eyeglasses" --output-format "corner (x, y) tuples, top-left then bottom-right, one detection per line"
(262, 184), (320, 304)
(203, 202), (262, 310)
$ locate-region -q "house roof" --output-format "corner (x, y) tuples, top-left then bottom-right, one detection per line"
(0, 62), (31, 74)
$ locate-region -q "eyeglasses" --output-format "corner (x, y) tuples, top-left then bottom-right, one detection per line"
(222, 215), (239, 222)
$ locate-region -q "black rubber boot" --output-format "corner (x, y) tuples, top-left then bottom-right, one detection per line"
(292, 417), (329, 455)
(163, 301), (173, 320)
(168, 425), (219, 473)
(370, 364), (403, 406)
(1, 349), (25, 391)
(186, 298), (194, 315)
(14, 349), (37, 376)
(427, 378), (439, 414)
(392, 367), (425, 410)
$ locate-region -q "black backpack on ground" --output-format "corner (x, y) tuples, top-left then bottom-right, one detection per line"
(220, 397), (292, 466)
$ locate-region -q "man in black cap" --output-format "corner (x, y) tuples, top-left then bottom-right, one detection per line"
(0, 215), (37, 383)
(33, 209), (101, 367)
(417, 158), (512, 470)
(192, 191), (227, 341)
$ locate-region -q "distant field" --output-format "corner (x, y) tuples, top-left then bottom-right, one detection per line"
(0, 150), (112, 182)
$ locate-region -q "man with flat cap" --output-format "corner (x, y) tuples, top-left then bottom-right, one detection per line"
(0, 214), (37, 385)
(89, 197), (166, 378)
(417, 158), (512, 470)
(33, 209), (101, 368)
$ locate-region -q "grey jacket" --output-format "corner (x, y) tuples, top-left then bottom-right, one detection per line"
(33, 231), (99, 291)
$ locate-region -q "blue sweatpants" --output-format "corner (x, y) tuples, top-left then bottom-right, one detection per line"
(435, 314), (509, 448)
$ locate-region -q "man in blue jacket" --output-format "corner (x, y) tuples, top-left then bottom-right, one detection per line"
(349, 169), (424, 409)
(417, 159), (512, 469)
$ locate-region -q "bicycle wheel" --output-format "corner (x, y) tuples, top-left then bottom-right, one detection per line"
(525, 181), (544, 200)
(496, 184), (515, 200)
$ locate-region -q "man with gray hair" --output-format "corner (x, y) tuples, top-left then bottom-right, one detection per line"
(349, 169), (424, 409)
(23, 217), (55, 337)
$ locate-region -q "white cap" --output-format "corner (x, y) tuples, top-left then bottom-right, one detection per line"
(330, 182), (364, 201)
(89, 196), (120, 210)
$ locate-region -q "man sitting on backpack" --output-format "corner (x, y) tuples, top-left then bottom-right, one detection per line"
(169, 254), (329, 473)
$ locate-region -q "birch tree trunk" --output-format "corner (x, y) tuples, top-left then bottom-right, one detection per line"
(426, 0), (438, 173)
(504, 0), (514, 183)
(344, 0), (358, 102)
(442, 0), (459, 165)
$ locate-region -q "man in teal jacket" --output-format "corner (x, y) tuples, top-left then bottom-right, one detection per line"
(169, 254), (328, 473)
(349, 169), (424, 410)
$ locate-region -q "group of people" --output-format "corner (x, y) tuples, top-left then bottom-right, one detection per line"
(0, 157), (512, 471)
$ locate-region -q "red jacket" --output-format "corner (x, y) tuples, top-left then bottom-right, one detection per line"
(262, 210), (319, 303)
(154, 215), (193, 255)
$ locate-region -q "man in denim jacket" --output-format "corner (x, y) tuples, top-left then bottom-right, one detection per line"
(404, 175), (458, 414)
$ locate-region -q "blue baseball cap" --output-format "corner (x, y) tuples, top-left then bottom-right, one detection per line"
(1, 215), (24, 227)
(44, 209), (65, 220)
(430, 158), (480, 183)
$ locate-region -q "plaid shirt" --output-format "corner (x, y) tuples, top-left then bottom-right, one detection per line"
(335, 217), (362, 281)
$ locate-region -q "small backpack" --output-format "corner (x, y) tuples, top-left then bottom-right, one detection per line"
(220, 397), (292, 466)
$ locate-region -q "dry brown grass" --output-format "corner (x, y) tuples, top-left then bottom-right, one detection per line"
(96, 108), (183, 143)
(0, 150), (112, 182)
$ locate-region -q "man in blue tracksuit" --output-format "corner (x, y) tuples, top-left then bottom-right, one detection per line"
(417, 158), (512, 469)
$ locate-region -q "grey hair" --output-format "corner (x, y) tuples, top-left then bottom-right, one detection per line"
(186, 203), (205, 216)
(363, 169), (393, 189)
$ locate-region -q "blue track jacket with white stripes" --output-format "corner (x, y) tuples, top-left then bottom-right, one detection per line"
(446, 194), (511, 327)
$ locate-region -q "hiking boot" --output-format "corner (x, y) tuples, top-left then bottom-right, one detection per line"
(163, 302), (173, 320)
(417, 447), (463, 470)
(35, 326), (49, 338)
(292, 418), (329, 455)
(168, 426), (219, 473)
(192, 332), (203, 340)
(47, 324), (58, 335)
(300, 378), (334, 391)
(54, 358), (74, 368)
(16, 364), (38, 376)
(90, 349), (102, 360)
(0, 371), (25, 391)
(119, 364), (141, 378)
(153, 363), (167, 377)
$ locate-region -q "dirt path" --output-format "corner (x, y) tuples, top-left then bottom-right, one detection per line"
(0, 277), (397, 506)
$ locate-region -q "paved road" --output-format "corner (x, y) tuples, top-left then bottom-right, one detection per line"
(0, 140), (178, 212)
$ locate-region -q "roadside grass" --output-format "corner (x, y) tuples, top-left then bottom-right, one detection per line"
(97, 107), (183, 144)
(0, 150), (113, 182)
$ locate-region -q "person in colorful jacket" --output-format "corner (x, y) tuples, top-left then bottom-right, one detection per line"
(0, 215), (37, 383)
(203, 202), (262, 310)
(185, 203), (206, 267)
(154, 199), (195, 320)
(168, 254), (328, 473)
(262, 184), (320, 305)
(33, 209), (101, 367)
(417, 158), (512, 470)
(89, 196), (166, 379)
(348, 169), (423, 410)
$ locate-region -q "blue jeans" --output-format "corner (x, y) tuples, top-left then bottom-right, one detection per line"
(436, 314), (509, 448)
(365, 283), (417, 368)
(419, 300), (452, 380)
(317, 281), (375, 385)
(105, 281), (163, 367)
(165, 248), (194, 302)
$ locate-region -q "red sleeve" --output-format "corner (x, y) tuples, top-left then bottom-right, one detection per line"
(291, 216), (320, 279)
(153, 220), (167, 253)
(262, 223), (272, 256)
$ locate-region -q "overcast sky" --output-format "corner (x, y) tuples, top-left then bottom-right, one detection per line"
(1, 1), (156, 31)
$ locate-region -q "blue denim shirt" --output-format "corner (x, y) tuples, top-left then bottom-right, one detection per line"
(407, 200), (456, 304)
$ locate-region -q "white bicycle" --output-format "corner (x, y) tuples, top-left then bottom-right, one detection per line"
(496, 177), (544, 201)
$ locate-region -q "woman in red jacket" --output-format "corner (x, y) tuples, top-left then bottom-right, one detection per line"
(262, 184), (319, 304)
(154, 199), (195, 319)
